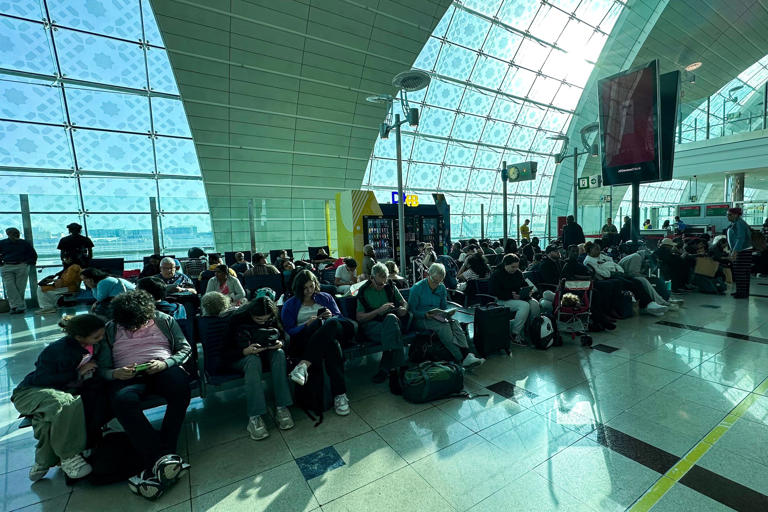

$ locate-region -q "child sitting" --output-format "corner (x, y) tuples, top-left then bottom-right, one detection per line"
(11, 314), (107, 481)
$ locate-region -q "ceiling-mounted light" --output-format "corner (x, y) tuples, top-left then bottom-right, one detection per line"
(406, 107), (419, 127)
(685, 62), (702, 71)
(379, 122), (390, 139)
(547, 134), (569, 164)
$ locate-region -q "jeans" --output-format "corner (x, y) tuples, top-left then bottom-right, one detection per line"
(1, 263), (29, 310)
(413, 317), (478, 362)
(359, 314), (407, 370)
(110, 365), (191, 469)
(232, 350), (292, 417)
(498, 299), (541, 337)
(11, 387), (87, 467)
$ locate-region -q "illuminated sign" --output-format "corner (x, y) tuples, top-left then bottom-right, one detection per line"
(391, 192), (419, 206)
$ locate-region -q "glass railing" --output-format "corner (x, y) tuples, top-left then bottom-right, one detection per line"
(677, 86), (767, 145)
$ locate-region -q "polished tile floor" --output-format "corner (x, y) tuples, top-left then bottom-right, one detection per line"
(2, 283), (768, 511)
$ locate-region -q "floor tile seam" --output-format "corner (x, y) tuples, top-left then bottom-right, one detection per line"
(627, 376), (768, 511)
(400, 460), (460, 512)
(350, 403), (437, 432)
(186, 431), (251, 456)
(280, 426), (374, 461)
(681, 371), (764, 396)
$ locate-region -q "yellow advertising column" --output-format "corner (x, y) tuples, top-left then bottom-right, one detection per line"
(335, 190), (382, 264)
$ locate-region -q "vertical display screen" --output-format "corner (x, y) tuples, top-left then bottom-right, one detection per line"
(598, 60), (661, 186)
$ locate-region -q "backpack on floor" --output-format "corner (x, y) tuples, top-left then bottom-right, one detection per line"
(407, 331), (455, 364)
(86, 432), (144, 485)
(399, 361), (465, 403)
(616, 291), (634, 319)
(528, 315), (555, 350)
(473, 303), (511, 357)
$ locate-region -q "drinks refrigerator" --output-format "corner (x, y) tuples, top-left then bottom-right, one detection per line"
(363, 204), (450, 261)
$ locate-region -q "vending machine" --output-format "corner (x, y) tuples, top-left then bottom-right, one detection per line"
(362, 217), (394, 260)
(364, 204), (450, 261)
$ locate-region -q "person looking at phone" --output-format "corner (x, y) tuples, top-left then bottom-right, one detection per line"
(281, 270), (353, 416)
(205, 264), (247, 306)
(408, 263), (485, 368)
(356, 263), (410, 383)
(224, 296), (294, 440)
(156, 257), (196, 295)
(490, 253), (542, 343)
(334, 258), (359, 294)
(95, 289), (191, 499)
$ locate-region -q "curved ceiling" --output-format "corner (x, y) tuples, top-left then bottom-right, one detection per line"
(151, 0), (450, 250)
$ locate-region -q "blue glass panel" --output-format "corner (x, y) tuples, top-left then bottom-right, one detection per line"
(460, 91), (494, 117)
(451, 113), (484, 141)
(0, 79), (66, 124)
(439, 166), (470, 190)
(0, 121), (73, 169)
(405, 162), (441, 188)
(474, 147), (503, 169)
(497, 0), (540, 31)
(446, 8), (490, 50)
(434, 43), (477, 82)
(155, 136), (200, 175)
(417, 106), (453, 137)
(410, 138), (446, 164)
(0, 17), (57, 75)
(146, 47), (179, 94)
(73, 130), (155, 173)
(369, 159), (397, 187)
(151, 98), (191, 136)
(480, 119), (513, 146)
(80, 176), (157, 212)
(468, 169), (495, 191)
(158, 179), (209, 212)
(462, 0), (503, 16)
(413, 37), (442, 72)
(86, 213), (155, 256)
(48, 0), (143, 41)
(1, 172), (80, 212)
(67, 87), (151, 132)
(141, 0), (165, 45)
(470, 55), (507, 90)
(425, 79), (463, 109)
(0, 0), (44, 19)
(490, 98), (523, 123)
(482, 24), (522, 61)
(56, 28), (146, 89)
(444, 143), (474, 167)
(161, 213), (215, 250)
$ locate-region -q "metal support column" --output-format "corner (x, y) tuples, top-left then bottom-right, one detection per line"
(608, 185), (613, 221)
(395, 114), (407, 274)
(516, 204), (520, 240)
(324, 200), (332, 254)
(149, 197), (161, 254)
(20, 194), (38, 308)
(546, 203), (551, 245)
(706, 97), (711, 139)
(764, 82), (767, 129)
(631, 181), (640, 242)
(573, 147), (579, 221)
(248, 199), (257, 254)
(502, 160), (508, 249)
(480, 204), (484, 240)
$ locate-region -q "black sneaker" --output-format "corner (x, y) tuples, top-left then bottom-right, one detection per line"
(128, 470), (164, 500)
(152, 454), (186, 486)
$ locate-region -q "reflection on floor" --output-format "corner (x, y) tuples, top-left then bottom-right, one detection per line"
(3, 282), (768, 511)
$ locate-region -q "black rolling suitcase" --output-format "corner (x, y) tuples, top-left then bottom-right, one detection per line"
(473, 304), (511, 357)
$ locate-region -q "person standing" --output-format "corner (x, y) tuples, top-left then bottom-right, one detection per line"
(674, 216), (688, 235)
(562, 215), (585, 250)
(600, 218), (618, 236)
(620, 216), (632, 242)
(57, 223), (94, 264)
(519, 219), (531, 242)
(727, 207), (752, 299)
(0, 228), (37, 314)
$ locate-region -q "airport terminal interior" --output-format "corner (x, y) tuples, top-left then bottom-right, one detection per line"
(2, 0), (768, 510)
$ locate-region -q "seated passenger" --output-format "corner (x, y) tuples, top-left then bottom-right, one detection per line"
(311, 247), (335, 268)
(200, 291), (235, 317)
(334, 258), (358, 294)
(480, 241), (495, 255)
(206, 265), (246, 307)
(356, 263), (409, 383)
(385, 260), (409, 289)
(408, 263), (484, 368)
(361, 244), (376, 278)
(492, 241), (504, 254)
(618, 247), (670, 305)
(139, 254), (162, 279)
(96, 290), (191, 499)
(710, 235), (731, 265)
(224, 297), (294, 440)
(244, 252), (279, 276)
(457, 252), (491, 292)
(281, 270), (354, 416)
(157, 257), (196, 295)
(80, 267), (135, 319)
(137, 277), (187, 319)
(279, 258), (298, 296)
(230, 252), (252, 274)
(449, 242), (463, 260)
(537, 246), (563, 286)
(36, 255), (84, 316)
(584, 241), (667, 316)
(654, 238), (694, 292)
(12, 314), (108, 481)
(489, 254), (542, 342)
(206, 254), (236, 277)
(181, 249), (207, 279)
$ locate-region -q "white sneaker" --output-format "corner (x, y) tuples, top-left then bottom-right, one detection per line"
(334, 394), (350, 416)
(275, 407), (294, 430)
(290, 363), (308, 386)
(643, 301), (668, 316)
(247, 416), (269, 440)
(462, 353), (485, 368)
(28, 463), (49, 482)
(60, 454), (92, 479)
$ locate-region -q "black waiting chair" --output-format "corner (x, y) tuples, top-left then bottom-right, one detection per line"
(269, 249), (293, 266)
(224, 251), (252, 266)
(243, 274), (284, 299)
(308, 245), (330, 261)
(89, 257), (125, 277)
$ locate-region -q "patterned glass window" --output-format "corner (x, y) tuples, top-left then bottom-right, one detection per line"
(0, 0), (214, 265)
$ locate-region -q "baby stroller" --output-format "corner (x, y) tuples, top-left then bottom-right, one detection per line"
(552, 279), (593, 347)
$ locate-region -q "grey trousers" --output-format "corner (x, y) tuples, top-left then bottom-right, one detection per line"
(359, 314), (407, 370)
(11, 387), (87, 467)
(1, 263), (29, 310)
(232, 350), (292, 418)
(37, 287), (70, 309)
(414, 317), (478, 362)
